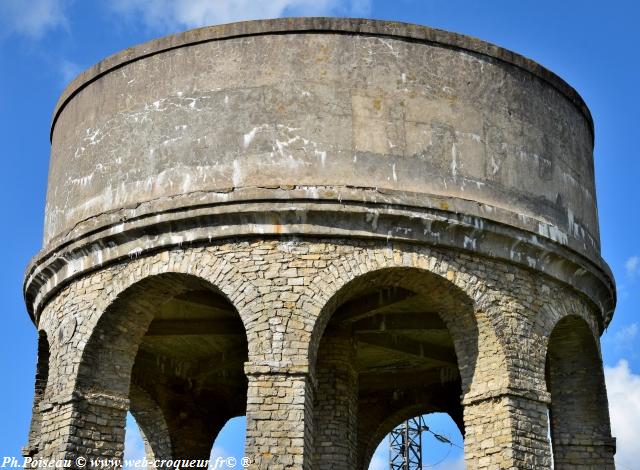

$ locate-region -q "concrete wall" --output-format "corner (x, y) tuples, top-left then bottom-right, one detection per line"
(46, 18), (598, 254)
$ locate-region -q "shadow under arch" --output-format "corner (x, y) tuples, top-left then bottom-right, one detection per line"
(545, 314), (616, 467)
(310, 266), (479, 392)
(74, 272), (249, 459)
(310, 266), (479, 469)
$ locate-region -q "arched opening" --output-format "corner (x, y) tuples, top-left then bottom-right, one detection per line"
(124, 412), (147, 461)
(311, 267), (477, 469)
(124, 411), (248, 464)
(25, 331), (50, 456)
(546, 315), (615, 467)
(209, 416), (246, 463)
(128, 384), (172, 460)
(368, 412), (464, 470)
(76, 273), (248, 459)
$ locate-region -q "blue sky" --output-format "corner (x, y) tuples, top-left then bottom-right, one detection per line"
(0, 1), (638, 469)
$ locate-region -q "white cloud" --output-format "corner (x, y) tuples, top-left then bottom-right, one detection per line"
(209, 445), (239, 468)
(209, 444), (230, 460)
(625, 255), (639, 276)
(0, 0), (69, 39)
(109, 0), (371, 31)
(605, 360), (640, 470)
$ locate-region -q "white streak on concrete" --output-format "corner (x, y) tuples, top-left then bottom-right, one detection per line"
(315, 150), (327, 167)
(243, 127), (261, 148)
(378, 38), (400, 57)
(463, 236), (477, 250)
(451, 142), (458, 177)
(232, 159), (242, 187)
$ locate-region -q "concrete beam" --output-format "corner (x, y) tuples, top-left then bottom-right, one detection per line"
(356, 333), (457, 366)
(359, 369), (451, 391)
(351, 313), (447, 333)
(171, 290), (235, 312)
(332, 288), (418, 324)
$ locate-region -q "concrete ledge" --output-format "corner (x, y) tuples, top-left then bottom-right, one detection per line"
(462, 388), (552, 406)
(24, 190), (615, 329)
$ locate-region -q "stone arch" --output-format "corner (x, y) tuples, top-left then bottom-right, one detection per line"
(545, 314), (615, 467)
(359, 404), (463, 469)
(310, 263), (480, 469)
(71, 271), (249, 459)
(129, 384), (172, 460)
(309, 263), (480, 391)
(36, 247), (256, 406)
(25, 330), (50, 456)
(76, 273), (239, 393)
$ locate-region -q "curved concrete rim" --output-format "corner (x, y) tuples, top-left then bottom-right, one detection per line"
(23, 192), (616, 330)
(50, 16), (594, 143)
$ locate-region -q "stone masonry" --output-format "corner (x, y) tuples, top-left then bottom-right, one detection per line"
(23, 18), (616, 469)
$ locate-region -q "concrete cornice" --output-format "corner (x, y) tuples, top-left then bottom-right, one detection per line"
(24, 187), (615, 330)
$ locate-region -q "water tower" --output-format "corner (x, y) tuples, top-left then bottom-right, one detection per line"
(23, 18), (616, 469)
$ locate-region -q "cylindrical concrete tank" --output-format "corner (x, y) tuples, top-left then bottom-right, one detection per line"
(23, 18), (617, 469)
(25, 17), (613, 325)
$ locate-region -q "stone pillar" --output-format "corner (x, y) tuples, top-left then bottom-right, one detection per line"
(64, 392), (129, 466)
(548, 380), (616, 469)
(312, 332), (358, 469)
(244, 364), (312, 470)
(552, 438), (616, 470)
(23, 332), (50, 457)
(463, 393), (552, 469)
(20, 344), (129, 463)
(31, 400), (78, 461)
(547, 317), (616, 469)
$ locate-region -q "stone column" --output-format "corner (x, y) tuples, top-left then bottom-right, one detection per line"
(23, 332), (50, 458)
(29, 399), (84, 461)
(312, 332), (358, 469)
(62, 392), (130, 466)
(461, 299), (553, 470)
(463, 393), (552, 469)
(19, 332), (131, 464)
(547, 318), (616, 469)
(552, 438), (616, 470)
(244, 363), (313, 470)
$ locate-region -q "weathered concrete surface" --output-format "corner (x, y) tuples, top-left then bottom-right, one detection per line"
(26, 17), (614, 326)
(23, 17), (616, 470)
(48, 18), (598, 250)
